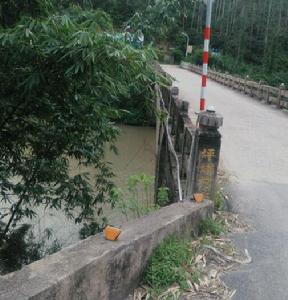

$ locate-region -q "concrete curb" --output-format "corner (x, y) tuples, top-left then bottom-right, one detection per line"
(0, 200), (213, 300)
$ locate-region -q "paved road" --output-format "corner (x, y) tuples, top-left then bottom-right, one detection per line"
(162, 65), (288, 300)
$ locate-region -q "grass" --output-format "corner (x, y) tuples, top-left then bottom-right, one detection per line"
(199, 217), (225, 237)
(140, 215), (227, 298)
(143, 235), (199, 295)
(114, 174), (170, 223)
(140, 185), (228, 298)
(215, 187), (225, 211)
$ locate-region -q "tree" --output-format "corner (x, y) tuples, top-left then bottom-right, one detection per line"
(0, 0), (53, 27)
(116, 0), (288, 85)
(0, 8), (164, 243)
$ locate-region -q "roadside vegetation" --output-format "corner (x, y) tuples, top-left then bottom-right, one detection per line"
(0, 0), (281, 277)
(0, 0), (169, 274)
(140, 215), (227, 299)
(80, 174), (169, 239)
(4, 1), (285, 87)
(133, 212), (251, 299)
(113, 0), (288, 87)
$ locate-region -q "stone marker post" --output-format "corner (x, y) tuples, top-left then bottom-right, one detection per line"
(191, 107), (223, 201)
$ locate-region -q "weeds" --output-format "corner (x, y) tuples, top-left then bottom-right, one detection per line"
(215, 187), (225, 211)
(131, 182), (251, 299)
(157, 187), (170, 207)
(144, 235), (199, 295)
(199, 217), (225, 237)
(137, 216), (227, 298)
(132, 212), (250, 299)
(115, 173), (169, 222)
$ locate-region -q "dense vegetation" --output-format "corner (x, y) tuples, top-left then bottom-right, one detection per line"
(188, 0), (288, 87)
(0, 1), (166, 273)
(1, 0), (287, 274)
(92, 0), (288, 87)
(4, 1), (286, 85)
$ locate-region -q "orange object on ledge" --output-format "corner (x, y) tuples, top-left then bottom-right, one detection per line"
(103, 226), (121, 241)
(194, 193), (204, 203)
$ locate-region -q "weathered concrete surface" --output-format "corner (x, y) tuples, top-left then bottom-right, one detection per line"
(163, 64), (288, 300)
(0, 200), (213, 300)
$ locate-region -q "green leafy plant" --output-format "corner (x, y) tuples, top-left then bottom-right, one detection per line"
(0, 9), (166, 246)
(199, 218), (225, 237)
(0, 222), (61, 275)
(144, 235), (197, 294)
(114, 174), (169, 222)
(157, 187), (170, 207)
(79, 219), (107, 240)
(0, 0), (54, 27)
(215, 188), (225, 211)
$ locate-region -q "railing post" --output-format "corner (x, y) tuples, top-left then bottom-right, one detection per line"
(258, 80), (263, 100)
(244, 75), (249, 94)
(266, 86), (270, 104)
(278, 83), (285, 109)
(190, 107), (223, 201)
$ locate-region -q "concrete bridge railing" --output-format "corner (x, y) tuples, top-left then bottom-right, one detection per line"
(181, 62), (288, 110)
(0, 71), (222, 300)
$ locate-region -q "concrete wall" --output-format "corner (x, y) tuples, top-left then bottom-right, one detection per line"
(0, 200), (213, 300)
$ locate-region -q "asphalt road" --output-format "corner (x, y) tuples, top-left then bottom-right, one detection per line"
(162, 65), (288, 300)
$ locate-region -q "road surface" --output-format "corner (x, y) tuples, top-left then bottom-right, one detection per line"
(163, 65), (288, 300)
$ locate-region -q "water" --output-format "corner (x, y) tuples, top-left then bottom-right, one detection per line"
(29, 125), (156, 247)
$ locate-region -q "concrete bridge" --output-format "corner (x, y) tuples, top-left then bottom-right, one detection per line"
(2, 63), (288, 300)
(0, 66), (221, 300)
(163, 64), (288, 300)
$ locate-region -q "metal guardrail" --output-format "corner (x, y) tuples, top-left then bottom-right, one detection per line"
(181, 62), (288, 110)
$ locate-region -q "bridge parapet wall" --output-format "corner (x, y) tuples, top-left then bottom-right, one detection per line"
(0, 66), (219, 300)
(155, 82), (222, 202)
(0, 201), (213, 300)
(181, 62), (288, 110)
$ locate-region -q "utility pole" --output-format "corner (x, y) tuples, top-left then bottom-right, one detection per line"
(200, 0), (214, 111)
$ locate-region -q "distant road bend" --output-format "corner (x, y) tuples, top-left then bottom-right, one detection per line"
(162, 65), (288, 300)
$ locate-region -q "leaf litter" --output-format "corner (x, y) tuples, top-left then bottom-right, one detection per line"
(130, 210), (252, 300)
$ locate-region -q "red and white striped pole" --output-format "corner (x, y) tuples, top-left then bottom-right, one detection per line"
(200, 0), (213, 111)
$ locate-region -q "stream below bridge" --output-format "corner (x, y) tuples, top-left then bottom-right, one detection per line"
(20, 125), (156, 248)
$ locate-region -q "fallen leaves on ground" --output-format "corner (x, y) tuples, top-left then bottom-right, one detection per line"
(131, 211), (251, 300)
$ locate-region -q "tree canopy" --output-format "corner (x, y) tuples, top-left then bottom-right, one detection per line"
(0, 6), (164, 248)
(95, 0), (288, 86)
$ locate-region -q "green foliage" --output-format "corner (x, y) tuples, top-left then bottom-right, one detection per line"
(190, 47), (204, 66)
(0, 223), (61, 275)
(199, 218), (225, 237)
(126, 0), (191, 44)
(0, 0), (53, 27)
(0, 9), (165, 244)
(173, 48), (185, 64)
(144, 235), (196, 293)
(79, 219), (107, 239)
(215, 188), (225, 211)
(157, 187), (170, 207)
(186, 46), (288, 87)
(116, 0), (288, 86)
(115, 174), (169, 222)
(58, 0), (150, 26)
(63, 7), (113, 31)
